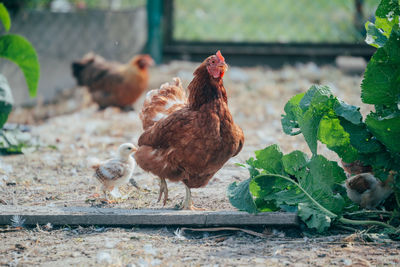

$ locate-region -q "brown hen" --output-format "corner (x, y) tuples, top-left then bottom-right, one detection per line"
(72, 53), (154, 109)
(135, 51), (244, 210)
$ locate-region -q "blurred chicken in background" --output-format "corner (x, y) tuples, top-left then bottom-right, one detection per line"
(72, 53), (154, 110)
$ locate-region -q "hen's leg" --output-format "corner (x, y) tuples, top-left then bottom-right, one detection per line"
(180, 185), (205, 211)
(157, 178), (168, 206)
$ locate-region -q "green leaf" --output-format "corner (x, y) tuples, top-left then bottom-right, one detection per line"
(297, 106), (322, 155)
(281, 93), (304, 135)
(334, 100), (363, 125)
(375, 0), (400, 18)
(306, 155), (347, 215)
(0, 34), (40, 97)
(296, 85), (335, 155)
(249, 168), (341, 232)
(298, 203), (333, 233)
(339, 118), (384, 154)
(317, 116), (359, 162)
(365, 21), (389, 48)
(366, 114), (400, 153)
(236, 145), (347, 232)
(361, 26), (400, 105)
(0, 3), (10, 32)
(299, 85), (332, 110)
(249, 175), (282, 212)
(244, 157), (260, 178)
(0, 74), (13, 128)
(227, 179), (258, 214)
(376, 16), (398, 38)
(282, 150), (308, 178)
(0, 128), (37, 154)
(253, 144), (284, 174)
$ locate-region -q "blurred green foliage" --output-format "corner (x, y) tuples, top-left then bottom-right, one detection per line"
(174, 0), (380, 43)
(0, 3), (40, 154)
(3, 0), (145, 13)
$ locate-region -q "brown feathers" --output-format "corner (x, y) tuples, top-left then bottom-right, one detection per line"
(345, 172), (394, 209)
(72, 53), (154, 109)
(140, 77), (186, 130)
(135, 51), (244, 193)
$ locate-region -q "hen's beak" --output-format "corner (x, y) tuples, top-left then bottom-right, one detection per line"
(219, 62), (228, 75)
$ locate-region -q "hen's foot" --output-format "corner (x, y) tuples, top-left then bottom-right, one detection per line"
(188, 204), (206, 211)
(176, 201), (206, 211)
(99, 198), (116, 204)
(177, 185), (206, 211)
(157, 178), (168, 206)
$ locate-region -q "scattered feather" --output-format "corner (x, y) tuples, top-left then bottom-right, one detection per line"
(11, 215), (25, 228)
(174, 228), (186, 240)
(43, 222), (53, 230)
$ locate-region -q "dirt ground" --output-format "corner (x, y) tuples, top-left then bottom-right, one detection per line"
(1, 61), (398, 266)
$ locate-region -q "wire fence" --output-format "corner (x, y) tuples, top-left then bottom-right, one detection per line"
(173, 0), (379, 43)
(0, 1), (147, 105)
(1, 0), (381, 105)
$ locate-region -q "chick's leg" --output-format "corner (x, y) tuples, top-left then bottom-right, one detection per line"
(180, 184), (205, 211)
(157, 178), (168, 206)
(100, 186), (116, 204)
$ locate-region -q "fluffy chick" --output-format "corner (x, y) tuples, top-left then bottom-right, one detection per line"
(345, 172), (394, 209)
(91, 143), (138, 202)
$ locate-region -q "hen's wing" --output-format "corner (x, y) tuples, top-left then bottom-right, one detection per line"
(94, 160), (126, 184)
(140, 77), (186, 130)
(346, 173), (376, 194)
(138, 107), (202, 147)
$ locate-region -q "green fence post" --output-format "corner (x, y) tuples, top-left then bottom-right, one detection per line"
(147, 0), (163, 64)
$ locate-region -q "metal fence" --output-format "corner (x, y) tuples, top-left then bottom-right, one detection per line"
(0, 1), (147, 105)
(172, 0), (379, 43)
(155, 0), (379, 65)
(1, 0), (381, 105)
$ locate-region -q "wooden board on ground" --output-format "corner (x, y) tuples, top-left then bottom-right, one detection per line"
(0, 206), (298, 227)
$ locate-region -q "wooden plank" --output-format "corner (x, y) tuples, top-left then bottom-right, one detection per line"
(0, 206), (298, 227)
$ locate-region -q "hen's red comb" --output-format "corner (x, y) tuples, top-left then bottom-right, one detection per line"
(216, 50), (225, 62)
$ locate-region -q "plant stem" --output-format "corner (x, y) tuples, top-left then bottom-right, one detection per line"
(345, 210), (393, 217)
(339, 217), (396, 230)
(254, 174), (337, 218)
(395, 191), (400, 210)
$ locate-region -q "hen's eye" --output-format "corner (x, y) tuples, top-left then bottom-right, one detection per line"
(211, 60), (215, 63)
(127, 147), (132, 150)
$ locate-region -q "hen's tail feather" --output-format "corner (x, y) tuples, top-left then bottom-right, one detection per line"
(71, 52), (107, 86)
(140, 77), (187, 130)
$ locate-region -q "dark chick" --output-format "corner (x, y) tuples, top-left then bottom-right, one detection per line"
(345, 171), (395, 209)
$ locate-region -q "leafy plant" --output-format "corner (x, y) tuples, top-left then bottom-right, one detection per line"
(0, 3), (40, 153)
(229, 145), (395, 233)
(229, 0), (400, 233)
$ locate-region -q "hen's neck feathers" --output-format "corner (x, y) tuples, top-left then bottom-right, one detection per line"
(188, 64), (228, 110)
